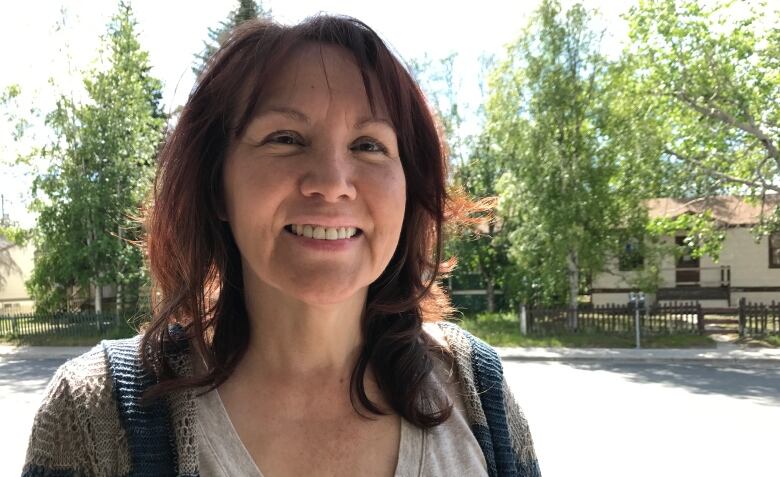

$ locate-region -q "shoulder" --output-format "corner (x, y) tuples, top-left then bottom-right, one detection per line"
(24, 341), (133, 476)
(425, 322), (542, 476)
(48, 342), (114, 404)
(423, 320), (502, 369)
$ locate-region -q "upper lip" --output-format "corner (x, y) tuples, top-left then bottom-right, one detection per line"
(285, 217), (363, 229)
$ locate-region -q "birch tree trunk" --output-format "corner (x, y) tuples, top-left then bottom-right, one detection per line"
(567, 250), (579, 330)
(486, 278), (496, 313)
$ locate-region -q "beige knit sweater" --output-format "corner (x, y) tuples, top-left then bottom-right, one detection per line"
(22, 322), (540, 477)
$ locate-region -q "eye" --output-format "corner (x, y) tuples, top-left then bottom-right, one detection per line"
(262, 130), (304, 146)
(352, 137), (389, 154)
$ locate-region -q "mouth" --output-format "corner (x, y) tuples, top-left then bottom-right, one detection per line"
(284, 224), (363, 240)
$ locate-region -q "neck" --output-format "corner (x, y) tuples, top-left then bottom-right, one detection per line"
(234, 271), (368, 384)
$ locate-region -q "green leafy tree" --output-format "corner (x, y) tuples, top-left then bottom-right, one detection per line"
(621, 0), (780, 231)
(411, 53), (514, 312)
(27, 1), (165, 314)
(448, 136), (514, 312)
(192, 0), (272, 77)
(487, 0), (647, 318)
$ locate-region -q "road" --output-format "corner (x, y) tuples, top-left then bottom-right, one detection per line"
(504, 360), (780, 477)
(2, 354), (779, 476)
(1, 356), (64, 476)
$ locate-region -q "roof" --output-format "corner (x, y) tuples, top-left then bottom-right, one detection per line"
(645, 195), (780, 226)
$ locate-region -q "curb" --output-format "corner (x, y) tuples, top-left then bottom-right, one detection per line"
(496, 347), (780, 363)
(3, 345), (779, 363)
(0, 345), (93, 360)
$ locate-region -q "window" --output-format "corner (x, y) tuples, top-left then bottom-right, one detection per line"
(619, 238), (644, 271)
(770, 232), (780, 268)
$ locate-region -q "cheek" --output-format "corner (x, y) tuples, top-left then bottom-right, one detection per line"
(372, 163), (406, 239)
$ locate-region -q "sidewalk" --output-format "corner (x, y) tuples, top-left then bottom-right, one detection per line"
(496, 345), (780, 363)
(2, 343), (780, 363)
(0, 344), (93, 360)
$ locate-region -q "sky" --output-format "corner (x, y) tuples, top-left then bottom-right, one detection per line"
(0, 0), (636, 228)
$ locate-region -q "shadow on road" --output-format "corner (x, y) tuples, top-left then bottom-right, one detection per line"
(546, 361), (780, 406)
(0, 358), (63, 395)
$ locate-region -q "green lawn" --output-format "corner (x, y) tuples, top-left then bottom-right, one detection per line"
(455, 312), (720, 348)
(0, 324), (138, 347)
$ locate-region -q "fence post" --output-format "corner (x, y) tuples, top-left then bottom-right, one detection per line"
(696, 303), (705, 335)
(517, 304), (527, 335)
(738, 298), (746, 337)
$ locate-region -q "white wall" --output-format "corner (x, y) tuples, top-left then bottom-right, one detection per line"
(592, 229), (780, 305)
(0, 242), (35, 313)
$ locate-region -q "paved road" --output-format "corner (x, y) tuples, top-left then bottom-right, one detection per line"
(1, 356), (64, 476)
(504, 360), (780, 477)
(2, 354), (779, 476)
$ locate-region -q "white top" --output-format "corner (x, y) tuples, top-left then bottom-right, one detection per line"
(195, 355), (488, 477)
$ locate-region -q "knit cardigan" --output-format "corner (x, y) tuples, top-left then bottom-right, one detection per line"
(22, 322), (541, 477)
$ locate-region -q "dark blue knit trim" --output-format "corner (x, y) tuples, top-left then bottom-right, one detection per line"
(102, 336), (176, 477)
(441, 322), (523, 477)
(21, 464), (76, 477)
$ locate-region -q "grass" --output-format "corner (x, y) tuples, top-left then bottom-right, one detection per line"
(456, 311), (720, 348)
(0, 324), (138, 347)
(735, 334), (780, 348)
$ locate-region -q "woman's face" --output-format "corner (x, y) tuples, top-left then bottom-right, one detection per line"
(221, 43), (406, 306)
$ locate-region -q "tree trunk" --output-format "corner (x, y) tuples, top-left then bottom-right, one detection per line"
(116, 220), (123, 326)
(94, 280), (103, 314)
(567, 250), (579, 330)
(486, 277), (496, 313)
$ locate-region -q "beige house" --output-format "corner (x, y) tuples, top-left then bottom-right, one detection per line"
(0, 236), (35, 313)
(592, 196), (780, 307)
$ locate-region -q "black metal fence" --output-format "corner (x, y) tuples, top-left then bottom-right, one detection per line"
(526, 302), (703, 335)
(0, 311), (137, 339)
(739, 299), (780, 337)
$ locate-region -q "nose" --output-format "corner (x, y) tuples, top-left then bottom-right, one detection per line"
(299, 147), (357, 202)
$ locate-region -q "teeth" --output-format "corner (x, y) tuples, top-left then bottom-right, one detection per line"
(289, 224), (358, 240)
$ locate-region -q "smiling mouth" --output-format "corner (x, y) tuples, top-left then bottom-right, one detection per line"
(284, 224), (363, 240)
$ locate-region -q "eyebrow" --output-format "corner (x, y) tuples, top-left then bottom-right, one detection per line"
(255, 106), (396, 131)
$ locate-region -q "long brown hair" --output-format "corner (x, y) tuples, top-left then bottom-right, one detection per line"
(141, 14), (465, 427)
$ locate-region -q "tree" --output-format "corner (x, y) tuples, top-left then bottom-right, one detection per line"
(410, 53), (514, 312)
(27, 1), (165, 314)
(447, 136), (514, 312)
(620, 0), (780, 233)
(192, 0), (272, 77)
(486, 0), (647, 317)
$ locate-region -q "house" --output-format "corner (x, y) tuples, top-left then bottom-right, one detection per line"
(0, 235), (123, 314)
(0, 236), (35, 313)
(592, 195), (780, 307)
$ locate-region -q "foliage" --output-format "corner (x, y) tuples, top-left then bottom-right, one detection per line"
(0, 84), (31, 143)
(486, 0), (648, 307)
(192, 0), (272, 77)
(408, 53), (466, 166)
(447, 136), (515, 312)
(27, 2), (165, 313)
(619, 0), (780, 233)
(0, 225), (31, 246)
(410, 52), (514, 312)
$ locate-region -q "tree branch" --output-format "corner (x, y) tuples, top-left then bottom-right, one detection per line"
(663, 148), (780, 193)
(674, 92), (779, 161)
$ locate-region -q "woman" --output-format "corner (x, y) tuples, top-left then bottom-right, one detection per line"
(23, 15), (541, 477)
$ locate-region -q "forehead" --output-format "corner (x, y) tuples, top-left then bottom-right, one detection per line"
(255, 43), (391, 118)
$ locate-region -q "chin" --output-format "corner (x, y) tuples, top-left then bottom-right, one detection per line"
(284, 281), (366, 307)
